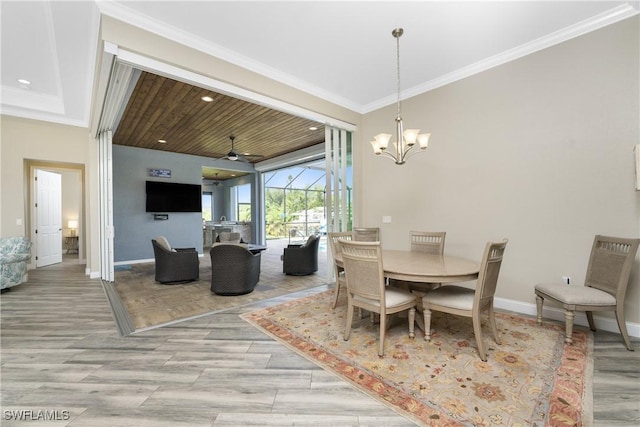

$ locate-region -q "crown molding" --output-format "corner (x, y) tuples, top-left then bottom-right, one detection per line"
(363, 3), (639, 113)
(97, 1), (638, 115)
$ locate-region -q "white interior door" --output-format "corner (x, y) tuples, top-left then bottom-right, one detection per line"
(35, 169), (63, 267)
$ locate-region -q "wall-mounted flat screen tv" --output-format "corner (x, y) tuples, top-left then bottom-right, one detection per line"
(146, 181), (202, 213)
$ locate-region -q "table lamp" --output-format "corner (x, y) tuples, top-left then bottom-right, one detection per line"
(68, 220), (78, 237)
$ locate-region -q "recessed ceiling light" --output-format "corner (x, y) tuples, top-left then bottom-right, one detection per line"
(309, 126), (318, 131)
(17, 78), (31, 85)
(201, 96), (213, 102)
(158, 139), (167, 143)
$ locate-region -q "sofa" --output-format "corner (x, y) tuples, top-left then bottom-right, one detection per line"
(210, 243), (261, 295)
(1, 236), (33, 292)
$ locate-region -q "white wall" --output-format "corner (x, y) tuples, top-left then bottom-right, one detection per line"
(359, 17), (640, 327)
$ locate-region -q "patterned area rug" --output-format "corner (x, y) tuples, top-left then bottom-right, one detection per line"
(242, 290), (593, 426)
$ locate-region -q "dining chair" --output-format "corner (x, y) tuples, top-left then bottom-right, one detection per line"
(392, 231), (447, 298)
(422, 239), (508, 361)
(535, 235), (639, 351)
(339, 240), (417, 357)
(410, 231), (446, 254)
(327, 231), (353, 308)
(352, 227), (380, 242)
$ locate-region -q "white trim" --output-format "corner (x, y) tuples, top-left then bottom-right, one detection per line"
(364, 3), (640, 113)
(99, 1), (638, 115)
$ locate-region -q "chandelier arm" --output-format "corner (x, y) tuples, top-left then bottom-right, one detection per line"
(403, 147), (429, 162)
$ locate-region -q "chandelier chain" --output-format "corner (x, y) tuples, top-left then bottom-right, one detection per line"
(396, 30), (402, 118)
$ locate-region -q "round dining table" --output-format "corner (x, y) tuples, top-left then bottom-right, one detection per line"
(333, 249), (480, 285)
(381, 250), (480, 285)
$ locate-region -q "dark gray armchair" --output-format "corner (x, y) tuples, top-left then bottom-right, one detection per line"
(210, 243), (261, 295)
(282, 234), (320, 275)
(151, 237), (199, 284)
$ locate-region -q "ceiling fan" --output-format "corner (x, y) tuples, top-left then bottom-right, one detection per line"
(222, 135), (264, 162)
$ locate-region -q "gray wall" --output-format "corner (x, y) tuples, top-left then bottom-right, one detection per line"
(113, 145), (206, 261)
(113, 145), (258, 261)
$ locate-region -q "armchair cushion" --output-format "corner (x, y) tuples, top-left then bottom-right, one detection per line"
(1, 237), (33, 290)
(282, 234), (320, 276)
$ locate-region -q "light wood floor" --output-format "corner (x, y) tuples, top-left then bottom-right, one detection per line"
(1, 250), (639, 426)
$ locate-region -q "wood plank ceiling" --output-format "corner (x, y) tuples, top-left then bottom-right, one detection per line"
(113, 71), (326, 180)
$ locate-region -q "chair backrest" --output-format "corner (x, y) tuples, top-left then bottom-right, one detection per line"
(219, 231), (241, 243)
(410, 231), (446, 254)
(339, 240), (385, 303)
(474, 239), (508, 309)
(585, 235), (640, 300)
(327, 231), (353, 260)
(353, 227), (380, 242)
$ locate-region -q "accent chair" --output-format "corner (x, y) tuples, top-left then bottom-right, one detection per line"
(282, 234), (320, 276)
(535, 235), (640, 351)
(0, 236), (33, 292)
(151, 236), (199, 284)
(210, 243), (261, 295)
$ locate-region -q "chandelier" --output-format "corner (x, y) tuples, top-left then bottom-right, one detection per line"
(370, 28), (430, 165)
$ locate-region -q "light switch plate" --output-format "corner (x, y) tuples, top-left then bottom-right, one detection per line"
(382, 216), (392, 223)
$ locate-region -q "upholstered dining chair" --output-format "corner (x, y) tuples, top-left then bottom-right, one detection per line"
(353, 227), (380, 242)
(339, 239), (417, 357)
(327, 231), (353, 308)
(535, 235), (639, 351)
(410, 231), (446, 254)
(422, 239), (508, 361)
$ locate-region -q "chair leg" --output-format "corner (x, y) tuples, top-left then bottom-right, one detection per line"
(423, 306), (432, 341)
(563, 309), (575, 345)
(472, 314), (487, 362)
(408, 307), (416, 339)
(614, 307), (634, 351)
(586, 311), (596, 332)
(535, 294), (544, 324)
(488, 306), (501, 345)
(344, 300), (354, 341)
(332, 280), (341, 309)
(378, 311), (387, 357)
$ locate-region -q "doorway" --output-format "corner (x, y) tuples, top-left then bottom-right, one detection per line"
(27, 160), (85, 269)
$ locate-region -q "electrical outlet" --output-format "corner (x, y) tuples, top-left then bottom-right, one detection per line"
(562, 276), (571, 285)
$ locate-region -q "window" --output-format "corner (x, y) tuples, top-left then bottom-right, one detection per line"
(235, 184), (251, 221)
(202, 192), (213, 221)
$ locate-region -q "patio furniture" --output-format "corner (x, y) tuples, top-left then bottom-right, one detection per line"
(210, 243), (261, 295)
(282, 234), (320, 276)
(151, 236), (199, 284)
